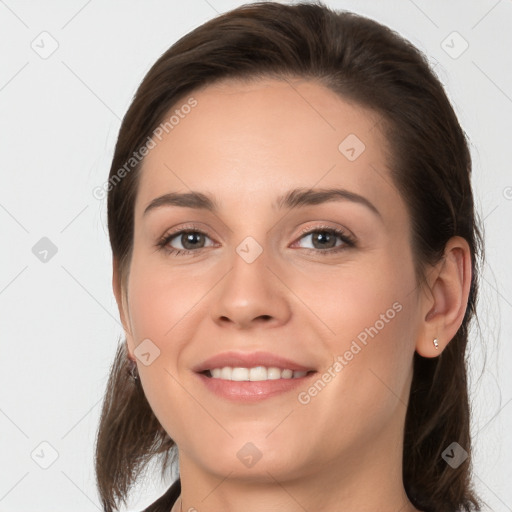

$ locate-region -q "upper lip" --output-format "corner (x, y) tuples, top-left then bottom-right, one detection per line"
(192, 351), (317, 373)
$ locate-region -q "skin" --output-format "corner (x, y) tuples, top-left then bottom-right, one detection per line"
(113, 77), (472, 512)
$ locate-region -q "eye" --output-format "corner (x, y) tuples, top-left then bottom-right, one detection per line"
(156, 224), (356, 257)
(156, 226), (215, 256)
(292, 226), (356, 255)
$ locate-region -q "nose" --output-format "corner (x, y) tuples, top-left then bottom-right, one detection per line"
(209, 243), (292, 330)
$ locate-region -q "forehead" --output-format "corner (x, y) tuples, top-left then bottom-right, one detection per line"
(135, 77), (396, 219)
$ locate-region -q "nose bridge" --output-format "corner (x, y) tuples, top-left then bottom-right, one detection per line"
(235, 233), (266, 266)
(209, 229), (291, 328)
(228, 231), (272, 302)
(226, 207), (289, 288)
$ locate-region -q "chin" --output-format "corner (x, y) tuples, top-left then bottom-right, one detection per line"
(189, 436), (308, 482)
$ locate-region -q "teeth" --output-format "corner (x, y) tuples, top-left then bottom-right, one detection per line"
(207, 366), (311, 381)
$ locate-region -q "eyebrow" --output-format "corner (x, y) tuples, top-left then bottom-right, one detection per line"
(143, 187), (381, 218)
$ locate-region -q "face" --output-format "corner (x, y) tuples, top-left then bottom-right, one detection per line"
(118, 77), (424, 483)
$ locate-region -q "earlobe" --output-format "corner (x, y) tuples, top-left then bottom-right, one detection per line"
(415, 236), (472, 358)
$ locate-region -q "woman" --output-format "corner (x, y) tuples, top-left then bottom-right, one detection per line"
(94, 2), (484, 511)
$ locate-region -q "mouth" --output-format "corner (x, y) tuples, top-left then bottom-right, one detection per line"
(200, 366), (316, 381)
(192, 350), (317, 375)
(193, 351), (318, 402)
(195, 368), (317, 402)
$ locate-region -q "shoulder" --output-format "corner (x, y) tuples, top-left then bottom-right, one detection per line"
(141, 478), (181, 512)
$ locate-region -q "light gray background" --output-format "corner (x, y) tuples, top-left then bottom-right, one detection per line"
(1, 0), (511, 510)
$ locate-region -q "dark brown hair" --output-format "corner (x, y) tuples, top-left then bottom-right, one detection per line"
(94, 2), (484, 511)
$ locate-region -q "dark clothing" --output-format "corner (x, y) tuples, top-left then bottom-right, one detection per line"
(142, 478), (181, 512)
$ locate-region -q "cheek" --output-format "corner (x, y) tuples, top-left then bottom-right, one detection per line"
(296, 299), (415, 460)
(124, 256), (198, 408)
(307, 254), (417, 402)
(293, 258), (409, 346)
(126, 255), (207, 343)
(125, 257), (204, 440)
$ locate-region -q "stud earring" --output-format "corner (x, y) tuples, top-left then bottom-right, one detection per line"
(128, 358), (139, 380)
(433, 338), (439, 350)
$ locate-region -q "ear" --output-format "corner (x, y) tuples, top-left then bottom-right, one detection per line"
(112, 257), (136, 360)
(415, 236), (472, 358)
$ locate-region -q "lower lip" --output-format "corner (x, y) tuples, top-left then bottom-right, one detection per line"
(196, 372), (316, 402)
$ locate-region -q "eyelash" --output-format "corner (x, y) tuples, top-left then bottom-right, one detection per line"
(156, 223), (356, 257)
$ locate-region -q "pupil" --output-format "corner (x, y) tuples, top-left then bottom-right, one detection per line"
(314, 232), (334, 248)
(183, 232), (203, 250)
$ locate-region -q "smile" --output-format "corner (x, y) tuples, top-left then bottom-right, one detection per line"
(205, 366), (314, 381)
